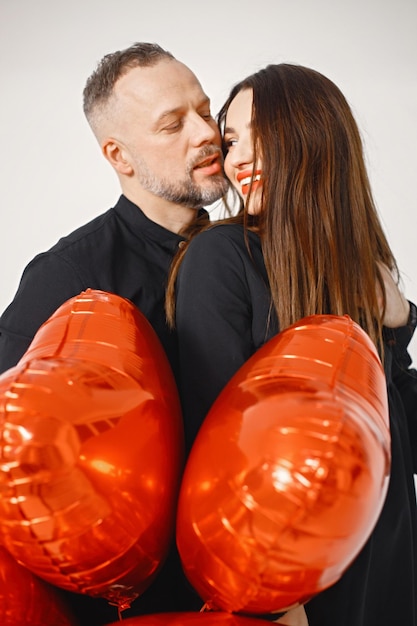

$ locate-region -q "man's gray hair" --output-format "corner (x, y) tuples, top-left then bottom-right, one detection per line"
(83, 42), (174, 121)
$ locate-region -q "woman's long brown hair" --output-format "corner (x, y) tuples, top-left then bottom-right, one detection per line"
(165, 211), (214, 325)
(167, 64), (398, 351)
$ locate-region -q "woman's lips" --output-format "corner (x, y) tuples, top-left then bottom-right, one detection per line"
(237, 170), (262, 195)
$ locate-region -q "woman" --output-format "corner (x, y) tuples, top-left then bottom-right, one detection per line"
(169, 64), (417, 625)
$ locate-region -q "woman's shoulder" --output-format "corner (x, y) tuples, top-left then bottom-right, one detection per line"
(199, 221), (244, 238)
(179, 222), (263, 286)
(188, 221), (259, 252)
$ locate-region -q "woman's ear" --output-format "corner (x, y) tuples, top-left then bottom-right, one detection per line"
(377, 262), (409, 328)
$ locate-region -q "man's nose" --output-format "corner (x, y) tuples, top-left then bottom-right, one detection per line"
(190, 114), (220, 145)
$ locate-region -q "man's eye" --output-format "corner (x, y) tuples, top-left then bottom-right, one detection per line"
(164, 120), (183, 132)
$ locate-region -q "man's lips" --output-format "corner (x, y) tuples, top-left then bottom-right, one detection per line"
(193, 153), (222, 176)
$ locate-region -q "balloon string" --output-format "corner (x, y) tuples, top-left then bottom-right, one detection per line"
(200, 602), (220, 613)
(113, 600), (131, 620)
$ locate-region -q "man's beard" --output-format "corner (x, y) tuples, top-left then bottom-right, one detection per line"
(135, 147), (229, 208)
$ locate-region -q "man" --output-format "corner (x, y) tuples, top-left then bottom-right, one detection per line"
(0, 42), (227, 375)
(0, 42), (228, 625)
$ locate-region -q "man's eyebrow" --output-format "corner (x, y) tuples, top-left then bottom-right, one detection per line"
(153, 107), (182, 127)
(156, 96), (211, 120)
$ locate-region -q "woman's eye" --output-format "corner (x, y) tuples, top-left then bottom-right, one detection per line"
(223, 138), (237, 149)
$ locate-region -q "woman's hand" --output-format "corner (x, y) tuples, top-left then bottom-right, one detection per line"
(378, 263), (410, 328)
(275, 605), (309, 625)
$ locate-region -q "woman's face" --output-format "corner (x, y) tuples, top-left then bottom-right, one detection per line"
(223, 88), (263, 215)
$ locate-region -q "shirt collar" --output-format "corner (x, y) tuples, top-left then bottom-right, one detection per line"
(114, 195), (209, 251)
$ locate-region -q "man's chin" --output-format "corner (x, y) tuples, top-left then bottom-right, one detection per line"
(202, 176), (229, 199)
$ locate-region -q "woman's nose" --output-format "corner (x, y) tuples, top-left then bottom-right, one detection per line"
(229, 136), (253, 167)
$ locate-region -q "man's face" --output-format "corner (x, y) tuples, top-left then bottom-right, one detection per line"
(108, 59), (228, 208)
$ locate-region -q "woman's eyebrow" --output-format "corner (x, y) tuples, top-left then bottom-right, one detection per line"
(223, 121), (252, 134)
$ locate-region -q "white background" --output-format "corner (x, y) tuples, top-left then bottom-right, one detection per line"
(1, 0), (416, 360)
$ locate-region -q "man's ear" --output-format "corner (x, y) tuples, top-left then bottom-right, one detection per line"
(102, 138), (133, 175)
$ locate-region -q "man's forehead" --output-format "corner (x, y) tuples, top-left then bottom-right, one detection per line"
(114, 60), (208, 114)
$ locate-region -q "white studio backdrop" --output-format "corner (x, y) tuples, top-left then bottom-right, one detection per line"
(1, 0), (416, 361)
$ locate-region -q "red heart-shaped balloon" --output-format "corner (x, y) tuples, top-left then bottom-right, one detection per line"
(0, 289), (184, 613)
(107, 611), (276, 625)
(0, 545), (77, 626)
(177, 314), (390, 615)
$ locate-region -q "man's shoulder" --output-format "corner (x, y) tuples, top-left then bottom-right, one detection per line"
(9, 206), (122, 299)
(48, 207), (117, 256)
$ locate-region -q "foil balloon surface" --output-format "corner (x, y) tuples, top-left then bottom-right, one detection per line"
(0, 545), (78, 626)
(0, 289), (183, 612)
(177, 314), (391, 615)
(107, 612), (273, 626)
